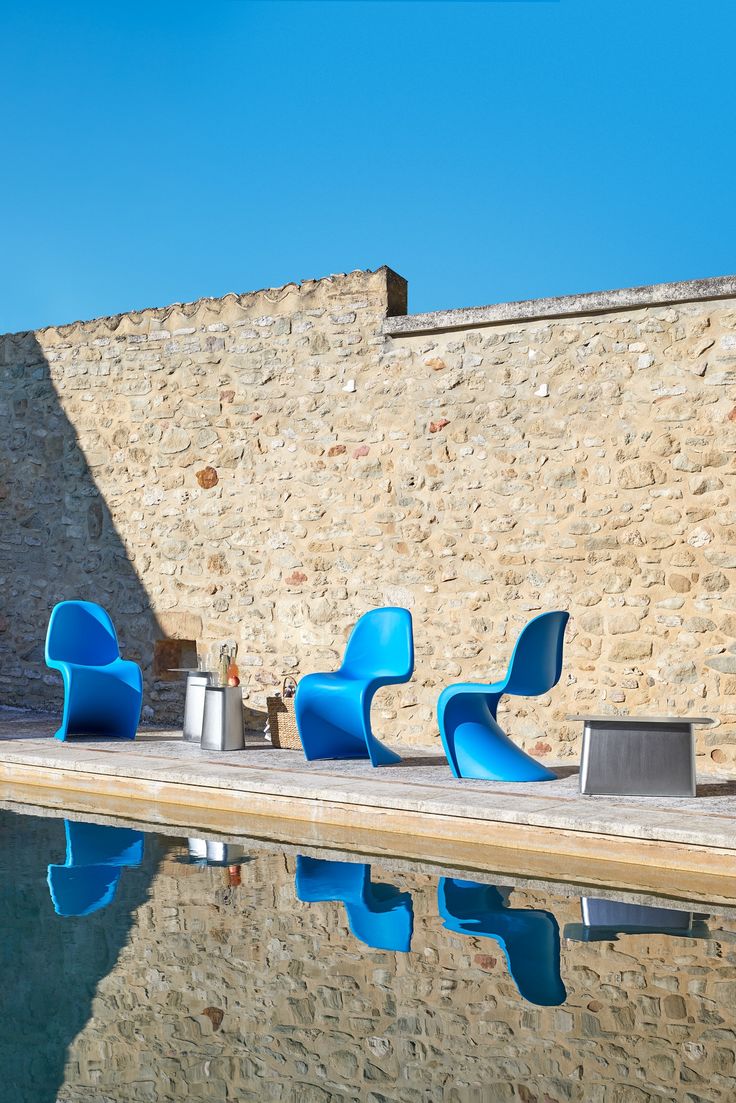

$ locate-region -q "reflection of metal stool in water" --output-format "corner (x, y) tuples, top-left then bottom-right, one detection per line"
(295, 856), (413, 952)
(47, 821), (145, 917)
(564, 898), (711, 942)
(186, 839), (246, 865)
(438, 878), (566, 1006)
(185, 838), (250, 886)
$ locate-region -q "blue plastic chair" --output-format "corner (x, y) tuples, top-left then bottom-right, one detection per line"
(47, 821), (145, 917)
(295, 607), (414, 766)
(438, 610), (569, 781)
(295, 856), (413, 952)
(45, 600), (143, 741)
(438, 878), (566, 1006)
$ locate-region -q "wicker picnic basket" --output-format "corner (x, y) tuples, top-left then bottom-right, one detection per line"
(266, 677), (301, 749)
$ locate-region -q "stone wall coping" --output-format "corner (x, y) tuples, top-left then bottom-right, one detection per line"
(1, 266), (405, 343)
(382, 273), (736, 337)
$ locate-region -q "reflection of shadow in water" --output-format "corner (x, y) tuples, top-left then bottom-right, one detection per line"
(564, 898), (711, 942)
(0, 331), (161, 717)
(438, 878), (567, 1007)
(47, 821), (145, 916)
(296, 855), (413, 952)
(0, 810), (159, 1103)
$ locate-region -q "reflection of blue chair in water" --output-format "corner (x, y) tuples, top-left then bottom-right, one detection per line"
(296, 856), (413, 952)
(295, 607), (414, 766)
(564, 898), (711, 943)
(47, 821), (145, 917)
(45, 600), (143, 741)
(438, 878), (566, 1006)
(438, 611), (569, 781)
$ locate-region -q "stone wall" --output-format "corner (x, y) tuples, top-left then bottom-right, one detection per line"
(2, 268), (736, 763)
(57, 844), (736, 1102)
(385, 292), (736, 765)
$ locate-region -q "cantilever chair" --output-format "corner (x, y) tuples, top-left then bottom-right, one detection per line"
(45, 600), (143, 741)
(438, 878), (566, 1006)
(438, 610), (569, 782)
(295, 607), (414, 766)
(296, 856), (413, 952)
(47, 821), (145, 917)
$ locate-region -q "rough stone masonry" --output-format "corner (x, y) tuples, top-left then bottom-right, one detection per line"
(1, 266), (736, 765)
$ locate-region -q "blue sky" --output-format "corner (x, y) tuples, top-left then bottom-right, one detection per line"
(1, 0), (734, 333)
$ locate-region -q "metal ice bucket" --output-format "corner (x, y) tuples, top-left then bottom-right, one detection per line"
(182, 671), (214, 743)
(201, 685), (245, 751)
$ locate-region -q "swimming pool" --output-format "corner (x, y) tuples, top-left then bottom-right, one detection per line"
(2, 803), (734, 1102)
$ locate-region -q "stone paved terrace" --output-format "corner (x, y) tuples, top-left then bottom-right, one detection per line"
(2, 707), (736, 907)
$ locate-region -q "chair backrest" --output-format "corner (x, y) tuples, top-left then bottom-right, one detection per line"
(340, 607), (414, 682)
(503, 610), (569, 697)
(45, 600), (120, 666)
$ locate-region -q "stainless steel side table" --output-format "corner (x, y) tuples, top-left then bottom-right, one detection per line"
(182, 671), (214, 742)
(571, 715), (713, 797)
(201, 685), (245, 752)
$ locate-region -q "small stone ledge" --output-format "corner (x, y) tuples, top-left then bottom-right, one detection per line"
(383, 273), (736, 337)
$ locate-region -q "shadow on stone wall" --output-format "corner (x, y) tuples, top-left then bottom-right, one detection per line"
(0, 808), (162, 1103)
(0, 332), (162, 717)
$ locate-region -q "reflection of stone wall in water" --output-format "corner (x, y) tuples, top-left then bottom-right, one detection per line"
(58, 849), (736, 1102)
(2, 269), (736, 762)
(0, 810), (160, 1103)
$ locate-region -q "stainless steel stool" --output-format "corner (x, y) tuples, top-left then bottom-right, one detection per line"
(182, 671), (214, 742)
(201, 685), (245, 751)
(572, 714), (713, 797)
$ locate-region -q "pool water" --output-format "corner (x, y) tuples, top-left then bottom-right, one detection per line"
(1, 805), (734, 1103)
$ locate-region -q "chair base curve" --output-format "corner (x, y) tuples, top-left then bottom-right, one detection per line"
(440, 687), (557, 782)
(295, 677), (402, 767)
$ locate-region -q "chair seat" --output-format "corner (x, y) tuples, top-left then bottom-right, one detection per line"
(65, 657), (142, 690)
